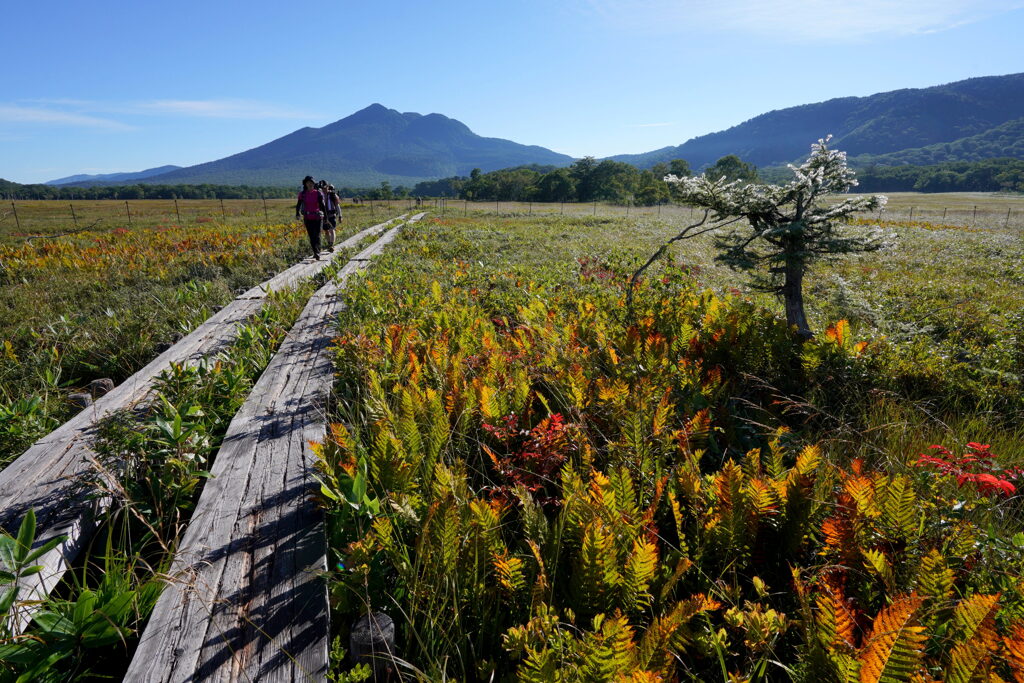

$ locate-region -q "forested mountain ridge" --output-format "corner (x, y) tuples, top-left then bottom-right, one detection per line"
(120, 104), (574, 188)
(849, 117), (1024, 166)
(612, 73), (1024, 170)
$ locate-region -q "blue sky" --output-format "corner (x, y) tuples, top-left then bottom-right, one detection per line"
(3, 0), (1024, 183)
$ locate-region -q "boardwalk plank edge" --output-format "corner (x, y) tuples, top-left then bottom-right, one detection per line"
(0, 215), (407, 634)
(125, 213), (423, 683)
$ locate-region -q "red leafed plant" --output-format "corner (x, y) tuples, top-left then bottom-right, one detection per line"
(482, 413), (578, 505)
(915, 442), (1021, 497)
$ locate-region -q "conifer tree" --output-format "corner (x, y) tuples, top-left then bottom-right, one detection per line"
(658, 137), (891, 338)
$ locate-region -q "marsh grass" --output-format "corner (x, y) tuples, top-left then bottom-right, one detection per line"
(320, 212), (1024, 680)
(0, 208), (382, 465)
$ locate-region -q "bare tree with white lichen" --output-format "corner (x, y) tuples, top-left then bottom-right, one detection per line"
(629, 136), (892, 339)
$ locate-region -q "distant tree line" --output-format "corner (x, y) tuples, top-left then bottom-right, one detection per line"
(854, 158), (1024, 193)
(0, 178), (426, 202)
(0, 180), (303, 201)
(410, 156), (759, 205)
(4, 155), (1020, 203)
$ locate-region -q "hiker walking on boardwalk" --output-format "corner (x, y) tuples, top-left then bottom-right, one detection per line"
(295, 176), (327, 259)
(323, 183), (341, 249)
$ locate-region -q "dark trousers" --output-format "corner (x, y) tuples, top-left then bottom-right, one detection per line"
(303, 217), (322, 255)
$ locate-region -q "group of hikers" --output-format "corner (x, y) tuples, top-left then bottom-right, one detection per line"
(295, 175), (342, 259)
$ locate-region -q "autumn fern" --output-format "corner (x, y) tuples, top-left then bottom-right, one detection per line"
(858, 593), (927, 683)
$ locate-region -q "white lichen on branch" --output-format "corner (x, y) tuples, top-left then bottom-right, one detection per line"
(646, 136), (894, 338)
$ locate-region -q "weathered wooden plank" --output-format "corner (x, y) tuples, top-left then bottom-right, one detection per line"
(0, 216), (407, 633)
(237, 216), (405, 299)
(125, 213), (423, 682)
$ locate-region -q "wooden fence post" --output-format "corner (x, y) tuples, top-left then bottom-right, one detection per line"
(909, 206), (914, 221)
(261, 194), (269, 221)
(942, 207), (947, 220)
(70, 202), (78, 228)
(1006, 207), (1012, 228)
(973, 205), (978, 222)
(125, 201), (132, 227)
(11, 202), (20, 230)
(174, 198), (182, 224)
(220, 198), (226, 217)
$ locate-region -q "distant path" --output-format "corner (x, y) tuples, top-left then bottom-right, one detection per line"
(126, 214), (423, 682)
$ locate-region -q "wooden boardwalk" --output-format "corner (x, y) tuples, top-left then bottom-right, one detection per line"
(125, 215), (421, 682)
(0, 216), (405, 633)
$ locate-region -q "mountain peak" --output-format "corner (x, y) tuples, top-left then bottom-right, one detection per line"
(109, 104), (573, 187)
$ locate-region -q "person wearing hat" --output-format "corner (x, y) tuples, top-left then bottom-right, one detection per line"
(295, 175), (327, 259)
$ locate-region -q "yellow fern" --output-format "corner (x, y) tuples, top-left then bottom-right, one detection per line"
(858, 593), (926, 683)
(622, 538), (658, 611)
(916, 549), (954, 605)
(945, 593), (1001, 683)
(493, 552), (527, 598)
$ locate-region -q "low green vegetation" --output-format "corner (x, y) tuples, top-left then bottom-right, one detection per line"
(0, 237), (369, 679)
(0, 281), (312, 680)
(319, 210), (1023, 680)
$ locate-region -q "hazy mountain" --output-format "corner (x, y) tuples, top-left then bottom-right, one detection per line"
(610, 73), (1024, 171)
(131, 104), (573, 187)
(47, 165), (182, 186)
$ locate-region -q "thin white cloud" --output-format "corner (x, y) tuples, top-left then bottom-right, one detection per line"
(6, 98), (319, 125)
(0, 105), (133, 130)
(583, 0), (1024, 41)
(135, 99), (318, 119)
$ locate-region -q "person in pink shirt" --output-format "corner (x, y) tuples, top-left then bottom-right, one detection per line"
(294, 175), (327, 259)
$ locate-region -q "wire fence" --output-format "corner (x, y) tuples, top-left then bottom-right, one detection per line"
(2, 196), (1022, 240)
(428, 197), (1024, 230)
(0, 197), (417, 239)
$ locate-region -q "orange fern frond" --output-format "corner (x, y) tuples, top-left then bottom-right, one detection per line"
(1002, 623), (1024, 683)
(858, 593), (926, 683)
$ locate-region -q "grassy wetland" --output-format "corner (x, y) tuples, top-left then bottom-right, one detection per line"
(0, 202), (397, 679)
(317, 204), (1024, 681)
(0, 202), (385, 464)
(0, 194), (1022, 681)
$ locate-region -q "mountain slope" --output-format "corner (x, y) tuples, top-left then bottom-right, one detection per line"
(850, 117), (1024, 166)
(138, 104), (574, 187)
(47, 165), (182, 186)
(611, 73), (1024, 170)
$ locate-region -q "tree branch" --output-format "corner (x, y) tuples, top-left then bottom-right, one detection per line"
(626, 212), (743, 316)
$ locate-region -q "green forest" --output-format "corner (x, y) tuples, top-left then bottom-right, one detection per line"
(413, 156), (1024, 202)
(4, 155), (1023, 204)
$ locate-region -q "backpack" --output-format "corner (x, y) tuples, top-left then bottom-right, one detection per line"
(325, 191), (335, 213)
(300, 189), (322, 217)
